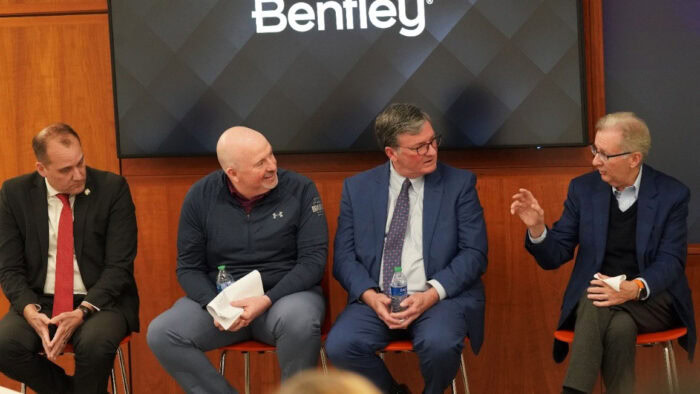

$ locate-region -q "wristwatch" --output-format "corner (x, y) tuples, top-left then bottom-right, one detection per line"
(78, 305), (94, 320)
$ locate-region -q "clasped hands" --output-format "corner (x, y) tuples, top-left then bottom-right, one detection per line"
(361, 287), (439, 330)
(214, 295), (272, 332)
(23, 304), (85, 361)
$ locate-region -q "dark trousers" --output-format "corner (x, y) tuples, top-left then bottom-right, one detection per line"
(325, 299), (468, 394)
(564, 291), (679, 394)
(0, 296), (128, 394)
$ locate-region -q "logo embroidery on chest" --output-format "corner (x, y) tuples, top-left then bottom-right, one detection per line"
(272, 211), (284, 219)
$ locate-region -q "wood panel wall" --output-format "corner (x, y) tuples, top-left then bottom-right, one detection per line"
(1, 1), (699, 393)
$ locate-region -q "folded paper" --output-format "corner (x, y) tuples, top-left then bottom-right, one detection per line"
(207, 270), (264, 330)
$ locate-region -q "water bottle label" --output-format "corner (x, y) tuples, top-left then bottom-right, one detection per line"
(390, 286), (407, 297)
(217, 280), (233, 293)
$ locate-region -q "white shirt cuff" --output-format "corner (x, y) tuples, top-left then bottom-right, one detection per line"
(528, 227), (547, 244)
(637, 278), (650, 300)
(427, 280), (447, 300)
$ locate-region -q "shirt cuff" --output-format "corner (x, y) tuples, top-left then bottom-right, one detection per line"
(637, 278), (650, 300)
(528, 227), (547, 244)
(81, 301), (101, 312)
(427, 280), (447, 300)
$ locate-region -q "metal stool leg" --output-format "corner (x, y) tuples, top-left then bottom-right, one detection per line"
(460, 352), (470, 394)
(111, 367), (117, 394)
(117, 345), (130, 394)
(662, 341), (677, 394)
(244, 352), (250, 394)
(219, 350), (228, 374)
(320, 347), (329, 374)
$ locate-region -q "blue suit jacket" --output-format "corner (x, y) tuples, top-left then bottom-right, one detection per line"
(526, 164), (696, 361)
(333, 162), (488, 353)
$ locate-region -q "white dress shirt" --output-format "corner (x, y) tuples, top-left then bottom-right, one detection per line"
(43, 178), (88, 295)
(529, 166), (649, 298)
(378, 163), (447, 299)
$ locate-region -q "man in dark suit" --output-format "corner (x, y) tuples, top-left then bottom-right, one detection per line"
(0, 123), (139, 394)
(511, 112), (695, 394)
(326, 103), (488, 394)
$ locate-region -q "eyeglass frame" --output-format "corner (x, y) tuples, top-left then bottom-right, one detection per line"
(396, 134), (442, 155)
(589, 144), (632, 161)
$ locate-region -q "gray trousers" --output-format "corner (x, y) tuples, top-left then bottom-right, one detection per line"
(564, 291), (678, 394)
(147, 287), (324, 394)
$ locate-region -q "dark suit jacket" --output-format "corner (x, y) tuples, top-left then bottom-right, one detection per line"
(0, 167), (139, 332)
(333, 162), (488, 353)
(526, 164), (695, 361)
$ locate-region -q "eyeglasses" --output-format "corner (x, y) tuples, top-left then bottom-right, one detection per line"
(590, 145), (632, 161)
(399, 135), (442, 155)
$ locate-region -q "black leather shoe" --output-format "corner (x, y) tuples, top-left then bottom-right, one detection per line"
(389, 382), (411, 394)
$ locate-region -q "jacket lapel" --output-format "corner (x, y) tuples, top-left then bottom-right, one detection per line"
(30, 175), (49, 267)
(422, 166), (443, 269)
(73, 171), (93, 264)
(372, 163), (390, 271)
(635, 165), (657, 270)
(592, 176), (611, 270)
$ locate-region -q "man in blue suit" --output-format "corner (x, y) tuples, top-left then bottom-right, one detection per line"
(326, 103), (488, 394)
(511, 112), (695, 394)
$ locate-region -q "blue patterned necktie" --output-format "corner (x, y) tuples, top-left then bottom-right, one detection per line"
(382, 178), (411, 295)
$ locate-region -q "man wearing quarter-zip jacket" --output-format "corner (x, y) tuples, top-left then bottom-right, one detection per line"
(148, 126), (328, 394)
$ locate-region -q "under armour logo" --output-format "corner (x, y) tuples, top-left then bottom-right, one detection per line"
(272, 211), (284, 219)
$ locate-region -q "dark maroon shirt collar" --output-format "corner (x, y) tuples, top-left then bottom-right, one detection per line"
(225, 175), (269, 214)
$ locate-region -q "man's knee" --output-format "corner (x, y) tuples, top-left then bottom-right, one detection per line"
(414, 329), (464, 363)
(147, 312), (173, 355)
(271, 294), (323, 340)
(605, 312), (637, 345)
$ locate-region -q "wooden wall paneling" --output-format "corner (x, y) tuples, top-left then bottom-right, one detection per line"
(0, 12), (118, 181)
(0, 0), (106, 17)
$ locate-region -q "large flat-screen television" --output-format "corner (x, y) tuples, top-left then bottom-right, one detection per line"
(110, 0), (587, 157)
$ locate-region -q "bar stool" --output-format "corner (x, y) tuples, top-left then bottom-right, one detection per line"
(20, 334), (132, 394)
(554, 327), (686, 394)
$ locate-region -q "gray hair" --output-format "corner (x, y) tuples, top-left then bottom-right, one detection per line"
(595, 112), (651, 158)
(32, 123), (81, 163)
(374, 103), (431, 149)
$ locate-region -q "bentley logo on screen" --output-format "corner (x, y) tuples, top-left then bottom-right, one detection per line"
(252, 0), (429, 37)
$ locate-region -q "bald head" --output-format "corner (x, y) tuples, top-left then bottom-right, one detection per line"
(216, 126), (278, 199)
(216, 126), (270, 171)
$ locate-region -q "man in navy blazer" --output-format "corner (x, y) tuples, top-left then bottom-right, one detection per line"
(512, 113), (695, 394)
(326, 104), (488, 394)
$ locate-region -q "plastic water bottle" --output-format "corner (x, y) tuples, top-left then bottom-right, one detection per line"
(390, 266), (408, 313)
(216, 265), (234, 293)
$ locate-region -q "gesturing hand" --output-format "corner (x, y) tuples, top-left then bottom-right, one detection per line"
(510, 188), (546, 237)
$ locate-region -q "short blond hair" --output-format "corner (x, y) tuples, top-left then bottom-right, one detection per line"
(277, 370), (381, 394)
(595, 112), (651, 158)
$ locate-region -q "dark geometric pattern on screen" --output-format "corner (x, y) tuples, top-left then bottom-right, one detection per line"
(111, 0), (585, 156)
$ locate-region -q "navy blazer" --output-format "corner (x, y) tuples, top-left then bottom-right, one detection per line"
(526, 164), (695, 361)
(333, 162), (488, 353)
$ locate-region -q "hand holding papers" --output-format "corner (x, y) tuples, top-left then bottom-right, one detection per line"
(594, 273), (626, 292)
(207, 270), (264, 330)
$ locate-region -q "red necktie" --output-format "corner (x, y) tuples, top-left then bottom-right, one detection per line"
(53, 193), (74, 316)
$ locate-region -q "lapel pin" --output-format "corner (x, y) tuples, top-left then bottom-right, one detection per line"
(84, 188), (91, 196)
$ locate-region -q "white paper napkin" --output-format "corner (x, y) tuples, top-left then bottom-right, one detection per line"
(594, 273), (626, 292)
(206, 270), (264, 330)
